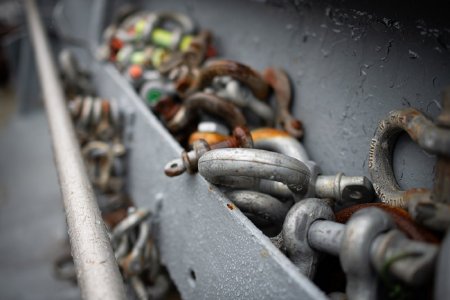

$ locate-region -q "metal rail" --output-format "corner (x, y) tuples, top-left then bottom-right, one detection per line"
(24, 1), (126, 299)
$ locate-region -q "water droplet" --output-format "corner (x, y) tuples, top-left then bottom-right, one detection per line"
(408, 50), (420, 59)
(321, 49), (330, 57)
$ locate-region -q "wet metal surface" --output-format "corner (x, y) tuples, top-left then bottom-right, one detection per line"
(51, 0), (449, 298)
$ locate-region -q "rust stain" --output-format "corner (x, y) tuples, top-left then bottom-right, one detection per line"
(188, 60), (270, 99)
(335, 202), (440, 244)
(260, 249), (269, 258)
(188, 132), (228, 146)
(226, 203), (235, 210)
(101, 99), (110, 116)
(188, 127), (291, 146)
(210, 126), (253, 149)
(170, 92), (246, 133)
(103, 207), (129, 228)
(263, 67), (291, 102)
(403, 187), (430, 200)
(290, 119), (303, 130)
(251, 128), (290, 141)
(154, 97), (180, 121)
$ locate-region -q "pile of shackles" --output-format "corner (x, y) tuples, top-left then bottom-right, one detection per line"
(56, 49), (173, 300)
(95, 7), (450, 300)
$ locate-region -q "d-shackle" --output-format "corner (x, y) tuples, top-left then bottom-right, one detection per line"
(369, 96), (450, 231)
(199, 139), (373, 205)
(198, 148), (312, 198)
(166, 92), (246, 133)
(282, 200), (438, 300)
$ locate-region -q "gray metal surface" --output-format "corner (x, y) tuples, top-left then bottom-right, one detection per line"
(92, 61), (326, 300)
(0, 111), (80, 300)
(24, 1), (126, 299)
(53, 0), (449, 299)
(125, 0), (448, 190)
(60, 0), (450, 190)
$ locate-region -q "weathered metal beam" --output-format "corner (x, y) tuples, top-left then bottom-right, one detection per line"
(23, 1), (126, 299)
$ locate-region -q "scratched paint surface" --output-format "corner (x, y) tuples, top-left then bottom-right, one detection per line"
(60, 0), (449, 188)
(124, 0), (448, 189)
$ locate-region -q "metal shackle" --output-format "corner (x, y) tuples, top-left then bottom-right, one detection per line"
(164, 126), (253, 177)
(77, 96), (95, 129)
(198, 148), (311, 198)
(188, 127), (307, 160)
(188, 132), (228, 146)
(251, 128), (320, 199)
(226, 190), (292, 227)
(340, 207), (395, 300)
(368, 108), (450, 208)
(263, 67), (303, 138)
(111, 208), (151, 244)
(121, 220), (151, 276)
(58, 49), (94, 95)
(408, 91), (450, 231)
(251, 128), (310, 162)
(166, 92), (246, 133)
(130, 273), (170, 300)
(81, 141), (126, 193)
(183, 60), (270, 99)
(307, 208), (438, 299)
(213, 76), (274, 125)
(205, 129), (373, 205)
(197, 121), (230, 136)
(282, 198), (334, 278)
(370, 229), (439, 286)
(70, 97), (122, 135)
(139, 79), (175, 108)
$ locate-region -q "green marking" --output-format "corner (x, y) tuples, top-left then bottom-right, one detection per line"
(147, 89), (162, 104)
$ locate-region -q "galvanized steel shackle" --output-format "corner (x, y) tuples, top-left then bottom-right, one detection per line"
(251, 127), (310, 164)
(281, 201), (438, 298)
(339, 207), (395, 300)
(165, 126), (253, 177)
(226, 190), (292, 227)
(313, 208), (437, 299)
(251, 128), (374, 205)
(282, 198), (334, 278)
(111, 208), (151, 244)
(110, 208), (156, 279)
(369, 107), (450, 208)
(198, 148), (311, 199)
